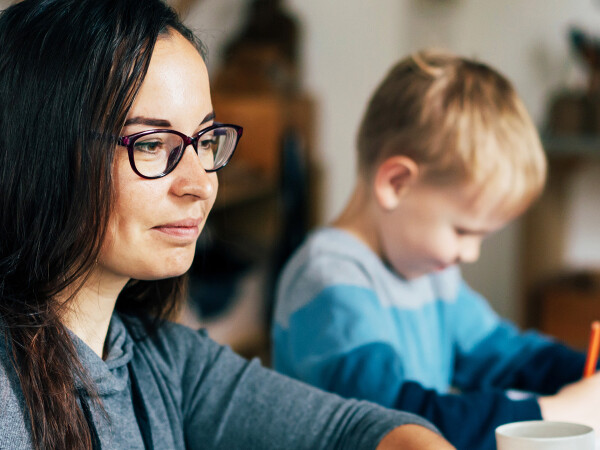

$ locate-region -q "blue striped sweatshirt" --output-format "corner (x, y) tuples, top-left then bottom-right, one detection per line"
(272, 227), (588, 450)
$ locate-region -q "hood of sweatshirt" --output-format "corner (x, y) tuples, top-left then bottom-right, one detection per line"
(69, 314), (133, 396)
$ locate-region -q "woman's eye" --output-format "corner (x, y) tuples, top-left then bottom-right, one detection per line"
(199, 136), (217, 151)
(134, 140), (163, 154)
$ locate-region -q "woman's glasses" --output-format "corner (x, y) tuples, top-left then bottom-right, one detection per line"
(117, 124), (243, 179)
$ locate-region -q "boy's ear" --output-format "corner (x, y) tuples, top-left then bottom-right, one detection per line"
(373, 156), (420, 210)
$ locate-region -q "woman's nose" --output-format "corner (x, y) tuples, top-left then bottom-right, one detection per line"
(169, 147), (216, 199)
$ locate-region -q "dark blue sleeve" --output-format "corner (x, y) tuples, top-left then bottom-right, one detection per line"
(498, 341), (586, 394)
(325, 342), (542, 450)
(395, 380), (541, 450)
(450, 281), (587, 395)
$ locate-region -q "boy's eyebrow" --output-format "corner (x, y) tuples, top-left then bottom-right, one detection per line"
(123, 111), (216, 128)
(455, 226), (492, 236)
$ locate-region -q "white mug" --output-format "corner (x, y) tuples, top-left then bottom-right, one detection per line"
(495, 420), (595, 450)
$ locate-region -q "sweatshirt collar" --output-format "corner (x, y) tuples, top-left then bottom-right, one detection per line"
(69, 314), (133, 395)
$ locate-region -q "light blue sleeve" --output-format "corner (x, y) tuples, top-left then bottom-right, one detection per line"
(273, 258), (408, 408)
(451, 280), (553, 391)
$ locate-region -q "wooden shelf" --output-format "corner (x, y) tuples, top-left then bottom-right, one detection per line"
(539, 282), (600, 351)
(522, 132), (600, 332)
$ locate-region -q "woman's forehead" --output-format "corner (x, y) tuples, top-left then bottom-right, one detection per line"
(127, 32), (210, 125)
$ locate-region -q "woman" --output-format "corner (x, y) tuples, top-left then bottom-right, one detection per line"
(0, 0), (453, 449)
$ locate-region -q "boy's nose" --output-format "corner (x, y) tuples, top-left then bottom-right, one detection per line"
(459, 238), (481, 264)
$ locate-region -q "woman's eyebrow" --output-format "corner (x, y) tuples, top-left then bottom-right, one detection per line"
(200, 111), (215, 125)
(124, 116), (172, 127)
(124, 111), (215, 128)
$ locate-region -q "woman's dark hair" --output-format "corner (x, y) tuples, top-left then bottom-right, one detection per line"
(0, 0), (205, 448)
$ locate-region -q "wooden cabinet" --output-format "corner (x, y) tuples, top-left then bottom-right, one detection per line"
(521, 136), (600, 348)
(211, 92), (320, 249)
(538, 279), (600, 350)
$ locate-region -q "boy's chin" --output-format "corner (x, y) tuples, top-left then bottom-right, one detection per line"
(400, 266), (446, 280)
(397, 269), (425, 281)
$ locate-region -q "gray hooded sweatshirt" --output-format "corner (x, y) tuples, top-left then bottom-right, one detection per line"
(0, 313), (437, 449)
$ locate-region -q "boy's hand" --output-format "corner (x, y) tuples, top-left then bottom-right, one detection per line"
(376, 424), (455, 449)
(538, 372), (600, 430)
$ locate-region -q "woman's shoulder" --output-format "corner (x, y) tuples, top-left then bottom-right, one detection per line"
(0, 330), (32, 447)
(117, 313), (220, 366)
(116, 313), (249, 392)
(0, 327), (15, 379)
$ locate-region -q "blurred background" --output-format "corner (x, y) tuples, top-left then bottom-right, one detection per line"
(172, 0), (600, 363)
(3, 0), (600, 362)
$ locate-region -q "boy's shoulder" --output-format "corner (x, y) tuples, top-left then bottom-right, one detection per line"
(284, 226), (460, 286)
(276, 227), (463, 315)
(297, 226), (371, 256)
(274, 227), (377, 323)
(281, 227), (381, 288)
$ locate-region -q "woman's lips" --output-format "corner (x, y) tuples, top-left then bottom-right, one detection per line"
(152, 218), (202, 239)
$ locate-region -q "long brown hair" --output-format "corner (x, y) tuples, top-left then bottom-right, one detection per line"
(0, 0), (205, 448)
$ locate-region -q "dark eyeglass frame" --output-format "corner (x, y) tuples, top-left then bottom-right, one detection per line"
(117, 123), (243, 179)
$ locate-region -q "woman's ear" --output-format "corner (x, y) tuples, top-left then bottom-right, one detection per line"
(373, 156), (419, 210)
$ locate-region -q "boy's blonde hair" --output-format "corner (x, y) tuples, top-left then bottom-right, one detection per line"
(357, 49), (546, 213)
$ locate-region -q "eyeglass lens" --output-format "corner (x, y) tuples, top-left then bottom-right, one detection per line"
(132, 126), (237, 177)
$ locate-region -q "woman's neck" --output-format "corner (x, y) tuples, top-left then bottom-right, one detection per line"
(60, 267), (129, 358)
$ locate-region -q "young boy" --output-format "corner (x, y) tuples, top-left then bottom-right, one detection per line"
(271, 50), (600, 449)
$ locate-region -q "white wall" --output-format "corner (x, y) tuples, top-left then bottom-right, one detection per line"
(285, 0), (406, 220)
(182, 0), (246, 74)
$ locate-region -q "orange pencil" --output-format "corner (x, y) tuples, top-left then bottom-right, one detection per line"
(583, 321), (600, 378)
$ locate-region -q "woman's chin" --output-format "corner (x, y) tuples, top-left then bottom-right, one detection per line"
(134, 262), (193, 281)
